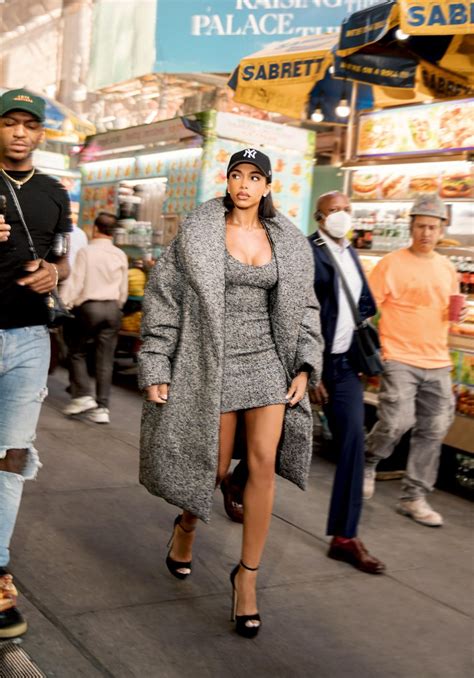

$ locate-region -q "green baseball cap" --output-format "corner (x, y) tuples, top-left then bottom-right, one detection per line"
(0, 89), (45, 122)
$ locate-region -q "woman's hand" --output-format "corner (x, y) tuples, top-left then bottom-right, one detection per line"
(286, 372), (309, 407)
(145, 384), (169, 404)
(309, 381), (328, 406)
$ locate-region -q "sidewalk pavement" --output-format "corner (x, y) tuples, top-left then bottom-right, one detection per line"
(6, 370), (473, 678)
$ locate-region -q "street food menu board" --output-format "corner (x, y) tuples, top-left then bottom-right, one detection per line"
(357, 98), (474, 157)
(351, 161), (473, 201)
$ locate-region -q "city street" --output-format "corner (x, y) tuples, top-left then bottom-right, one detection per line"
(3, 370), (473, 678)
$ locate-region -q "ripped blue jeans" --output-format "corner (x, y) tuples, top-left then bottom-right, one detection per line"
(0, 326), (50, 567)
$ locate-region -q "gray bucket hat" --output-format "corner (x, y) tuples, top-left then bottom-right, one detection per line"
(409, 193), (448, 221)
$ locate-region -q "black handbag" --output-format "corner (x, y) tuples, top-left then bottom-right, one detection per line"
(1, 174), (74, 327)
(316, 236), (383, 376)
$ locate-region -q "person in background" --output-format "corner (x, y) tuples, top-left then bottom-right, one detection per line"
(308, 191), (385, 574)
(0, 89), (71, 638)
(363, 194), (467, 527)
(222, 191), (385, 575)
(61, 212), (128, 424)
(52, 222), (88, 374)
(68, 221), (88, 268)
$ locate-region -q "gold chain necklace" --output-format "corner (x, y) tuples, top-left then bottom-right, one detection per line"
(0, 167), (35, 190)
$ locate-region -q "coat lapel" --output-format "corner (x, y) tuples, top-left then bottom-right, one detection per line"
(266, 218), (311, 378)
(179, 199), (226, 361)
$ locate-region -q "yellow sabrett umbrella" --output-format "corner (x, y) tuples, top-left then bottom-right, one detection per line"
(229, 33), (337, 119)
(336, 0), (474, 107)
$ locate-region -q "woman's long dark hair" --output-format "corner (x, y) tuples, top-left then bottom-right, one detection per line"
(223, 189), (277, 219)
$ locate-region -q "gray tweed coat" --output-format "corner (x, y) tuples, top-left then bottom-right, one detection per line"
(138, 198), (324, 522)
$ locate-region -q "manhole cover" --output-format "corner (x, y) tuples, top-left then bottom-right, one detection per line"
(0, 641), (45, 677)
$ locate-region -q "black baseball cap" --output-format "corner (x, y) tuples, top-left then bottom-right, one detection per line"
(0, 89), (45, 122)
(227, 148), (272, 179)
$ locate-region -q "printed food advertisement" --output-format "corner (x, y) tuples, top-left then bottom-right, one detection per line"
(357, 98), (474, 157)
(351, 164), (474, 201)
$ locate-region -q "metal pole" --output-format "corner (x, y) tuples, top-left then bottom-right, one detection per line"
(343, 81), (358, 194)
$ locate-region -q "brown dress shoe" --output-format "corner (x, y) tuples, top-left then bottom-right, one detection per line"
(220, 473), (244, 524)
(328, 537), (386, 575)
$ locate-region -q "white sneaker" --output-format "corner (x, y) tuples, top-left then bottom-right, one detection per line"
(62, 396), (98, 416)
(85, 407), (110, 424)
(363, 468), (376, 500)
(396, 497), (443, 527)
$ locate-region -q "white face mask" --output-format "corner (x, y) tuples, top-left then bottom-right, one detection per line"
(324, 210), (352, 239)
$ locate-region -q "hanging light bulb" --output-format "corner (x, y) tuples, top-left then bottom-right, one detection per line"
(335, 99), (350, 118)
(311, 108), (324, 123)
(395, 28), (409, 40)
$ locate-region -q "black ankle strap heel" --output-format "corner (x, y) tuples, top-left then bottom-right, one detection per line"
(229, 561), (261, 639)
(166, 515), (195, 580)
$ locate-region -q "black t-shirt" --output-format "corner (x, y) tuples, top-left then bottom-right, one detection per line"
(0, 170), (72, 329)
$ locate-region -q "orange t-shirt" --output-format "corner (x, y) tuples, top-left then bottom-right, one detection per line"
(369, 249), (459, 369)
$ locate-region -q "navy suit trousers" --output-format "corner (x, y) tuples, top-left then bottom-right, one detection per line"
(323, 353), (365, 538)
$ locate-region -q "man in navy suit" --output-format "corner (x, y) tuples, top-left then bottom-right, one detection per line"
(221, 190), (385, 574)
(308, 191), (384, 574)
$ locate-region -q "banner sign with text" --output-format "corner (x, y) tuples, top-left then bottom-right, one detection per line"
(154, 0), (383, 72)
(334, 53), (416, 87)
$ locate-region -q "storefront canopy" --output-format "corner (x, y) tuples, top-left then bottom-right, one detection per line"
(42, 96), (95, 142)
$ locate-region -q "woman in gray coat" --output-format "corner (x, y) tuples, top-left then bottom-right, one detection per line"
(139, 148), (323, 638)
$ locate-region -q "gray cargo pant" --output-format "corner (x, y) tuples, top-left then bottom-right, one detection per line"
(365, 360), (455, 501)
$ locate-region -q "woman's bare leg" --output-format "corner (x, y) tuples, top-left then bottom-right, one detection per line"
(169, 412), (238, 565)
(235, 404), (285, 617)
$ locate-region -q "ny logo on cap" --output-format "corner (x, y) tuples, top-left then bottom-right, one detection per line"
(243, 148), (257, 159)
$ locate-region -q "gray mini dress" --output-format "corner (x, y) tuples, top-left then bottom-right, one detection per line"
(220, 250), (288, 413)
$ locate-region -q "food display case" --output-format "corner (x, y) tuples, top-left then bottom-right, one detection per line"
(346, 98), (474, 250)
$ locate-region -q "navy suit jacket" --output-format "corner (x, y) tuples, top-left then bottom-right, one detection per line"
(308, 231), (377, 363)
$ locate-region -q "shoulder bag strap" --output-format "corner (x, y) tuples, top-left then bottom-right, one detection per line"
(318, 238), (363, 328)
(1, 174), (39, 260)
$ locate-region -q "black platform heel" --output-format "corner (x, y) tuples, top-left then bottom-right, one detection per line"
(230, 561), (261, 638)
(166, 515), (195, 580)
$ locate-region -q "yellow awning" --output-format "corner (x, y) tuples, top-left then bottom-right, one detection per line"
(233, 34), (337, 119)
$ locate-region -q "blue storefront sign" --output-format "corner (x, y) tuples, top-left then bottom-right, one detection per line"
(154, 0), (384, 72)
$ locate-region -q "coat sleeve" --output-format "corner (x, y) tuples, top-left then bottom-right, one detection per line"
(138, 239), (183, 390)
(294, 279), (325, 389)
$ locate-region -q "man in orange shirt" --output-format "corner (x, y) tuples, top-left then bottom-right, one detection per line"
(363, 194), (464, 527)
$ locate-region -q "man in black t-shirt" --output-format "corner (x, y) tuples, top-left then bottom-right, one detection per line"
(0, 89), (71, 638)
